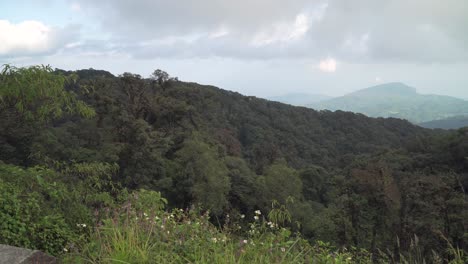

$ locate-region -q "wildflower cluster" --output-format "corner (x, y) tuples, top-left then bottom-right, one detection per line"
(252, 209), (261, 221)
(267, 221), (277, 229)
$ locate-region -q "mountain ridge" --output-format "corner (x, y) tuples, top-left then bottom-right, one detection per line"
(267, 93), (333, 106)
(419, 115), (468, 129)
(310, 82), (468, 123)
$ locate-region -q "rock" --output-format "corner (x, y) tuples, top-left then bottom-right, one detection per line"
(0, 244), (56, 264)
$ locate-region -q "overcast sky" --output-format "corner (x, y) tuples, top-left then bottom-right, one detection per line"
(1, 0), (467, 98)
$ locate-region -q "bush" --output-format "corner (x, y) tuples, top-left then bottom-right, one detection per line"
(0, 164), (77, 255)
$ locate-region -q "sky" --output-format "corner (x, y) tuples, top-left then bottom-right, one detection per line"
(1, 0), (468, 98)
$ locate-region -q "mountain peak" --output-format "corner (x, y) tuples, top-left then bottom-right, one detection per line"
(311, 82), (468, 123)
(353, 82), (417, 96)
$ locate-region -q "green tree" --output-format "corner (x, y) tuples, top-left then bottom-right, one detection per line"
(300, 166), (332, 204)
(0, 65), (95, 165)
(257, 160), (302, 208)
(174, 138), (231, 214)
(225, 156), (259, 211)
(0, 64), (94, 122)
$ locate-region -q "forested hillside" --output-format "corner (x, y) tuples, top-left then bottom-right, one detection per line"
(0, 66), (467, 263)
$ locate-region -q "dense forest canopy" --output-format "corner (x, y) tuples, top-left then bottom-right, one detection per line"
(0, 65), (467, 262)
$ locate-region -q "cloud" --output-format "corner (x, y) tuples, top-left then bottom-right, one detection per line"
(318, 58), (337, 73)
(67, 0), (468, 63)
(0, 20), (80, 58)
(308, 0), (468, 63)
(251, 13), (310, 47)
(70, 0), (327, 59)
(75, 0), (312, 37)
(209, 26), (229, 39)
(71, 2), (81, 11)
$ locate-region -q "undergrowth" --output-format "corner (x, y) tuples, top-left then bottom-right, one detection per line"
(60, 190), (467, 263)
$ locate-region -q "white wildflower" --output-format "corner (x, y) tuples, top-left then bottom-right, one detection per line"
(240, 214), (245, 219)
(254, 210), (261, 215)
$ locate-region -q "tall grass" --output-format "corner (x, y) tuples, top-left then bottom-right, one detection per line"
(61, 190), (466, 264)
(62, 191), (363, 263)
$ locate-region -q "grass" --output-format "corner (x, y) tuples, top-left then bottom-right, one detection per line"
(61, 191), (363, 263)
(60, 190), (467, 264)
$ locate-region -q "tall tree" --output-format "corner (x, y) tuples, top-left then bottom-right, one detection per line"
(174, 138), (231, 214)
(0, 65), (94, 122)
(0, 65), (94, 165)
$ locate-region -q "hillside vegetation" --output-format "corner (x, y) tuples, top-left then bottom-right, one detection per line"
(311, 82), (468, 123)
(0, 65), (467, 263)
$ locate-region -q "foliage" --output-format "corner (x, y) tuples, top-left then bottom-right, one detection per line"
(0, 162), (126, 256)
(64, 191), (368, 264)
(63, 192), (466, 263)
(173, 137), (231, 214)
(0, 64), (95, 122)
(0, 64), (95, 165)
(0, 164), (77, 255)
(0, 66), (467, 262)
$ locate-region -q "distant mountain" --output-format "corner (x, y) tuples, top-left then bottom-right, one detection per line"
(268, 93), (332, 107)
(310, 82), (468, 123)
(419, 115), (468, 129)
